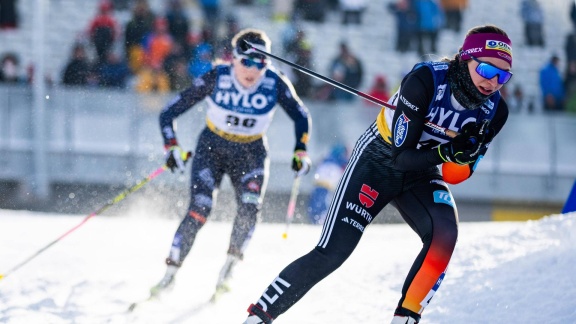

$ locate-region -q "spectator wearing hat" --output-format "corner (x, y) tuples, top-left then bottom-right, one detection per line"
(539, 55), (565, 112)
(520, 0), (544, 47)
(366, 74), (390, 106)
(88, 0), (119, 64)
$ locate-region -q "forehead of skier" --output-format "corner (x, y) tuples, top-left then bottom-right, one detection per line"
(453, 29), (513, 108)
(231, 30), (271, 89)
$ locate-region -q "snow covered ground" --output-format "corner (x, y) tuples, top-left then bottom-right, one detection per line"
(1, 209), (575, 324)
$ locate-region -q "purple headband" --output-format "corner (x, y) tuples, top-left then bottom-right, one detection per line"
(460, 33), (513, 67)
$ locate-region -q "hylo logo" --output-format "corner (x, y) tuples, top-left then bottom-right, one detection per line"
(359, 184), (379, 208)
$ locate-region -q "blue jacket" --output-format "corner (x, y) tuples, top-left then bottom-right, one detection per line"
(539, 62), (565, 101)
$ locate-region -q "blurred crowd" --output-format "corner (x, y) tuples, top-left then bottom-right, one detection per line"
(60, 0), (239, 93)
(1, 0), (576, 114)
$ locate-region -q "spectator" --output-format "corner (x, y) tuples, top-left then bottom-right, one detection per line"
(165, 0), (190, 59)
(134, 65), (170, 93)
(505, 84), (526, 113)
(97, 51), (131, 89)
(112, 0), (130, 11)
(124, 0), (156, 72)
(565, 31), (576, 90)
(285, 30), (314, 97)
(143, 18), (174, 71)
(566, 82), (576, 114)
(327, 41), (364, 101)
(163, 42), (188, 88)
(272, 0), (294, 22)
(215, 14), (241, 61)
(0, 0), (18, 29)
(539, 55), (565, 112)
(439, 0), (467, 33)
(0, 52), (22, 83)
(366, 74), (390, 106)
(168, 58), (192, 92)
(281, 13), (301, 54)
(61, 44), (93, 87)
(571, 1), (576, 30)
(388, 0), (417, 53)
(200, 0), (221, 34)
(339, 0), (367, 25)
(88, 0), (119, 63)
(188, 42), (213, 78)
(520, 0), (544, 47)
(414, 0), (444, 56)
(307, 144), (349, 225)
(294, 0), (327, 23)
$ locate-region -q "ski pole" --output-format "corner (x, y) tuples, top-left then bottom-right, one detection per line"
(0, 164), (168, 281)
(282, 175), (302, 239)
(240, 40), (459, 138)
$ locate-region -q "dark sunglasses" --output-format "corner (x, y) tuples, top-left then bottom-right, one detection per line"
(239, 57), (267, 70)
(470, 55), (513, 85)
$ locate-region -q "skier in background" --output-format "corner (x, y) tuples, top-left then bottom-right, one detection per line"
(307, 144), (349, 225)
(150, 28), (312, 299)
(243, 24), (511, 324)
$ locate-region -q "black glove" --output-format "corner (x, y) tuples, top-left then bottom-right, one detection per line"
(291, 150), (312, 176)
(165, 145), (191, 173)
(437, 122), (488, 165)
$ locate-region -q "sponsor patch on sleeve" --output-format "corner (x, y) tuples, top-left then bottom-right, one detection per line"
(394, 113), (410, 147)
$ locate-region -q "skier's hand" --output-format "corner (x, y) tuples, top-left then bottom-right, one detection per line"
(165, 145), (191, 173)
(438, 121), (491, 166)
(292, 150), (311, 176)
(438, 132), (481, 166)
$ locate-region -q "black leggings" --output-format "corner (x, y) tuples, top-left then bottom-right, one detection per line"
(251, 123), (458, 318)
(167, 128), (269, 265)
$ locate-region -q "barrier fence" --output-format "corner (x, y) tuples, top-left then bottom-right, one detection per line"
(1, 85), (575, 206)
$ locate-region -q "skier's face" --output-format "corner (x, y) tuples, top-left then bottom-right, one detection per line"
(233, 56), (267, 88)
(467, 56), (511, 95)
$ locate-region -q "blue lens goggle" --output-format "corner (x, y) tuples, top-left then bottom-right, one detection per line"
(470, 55), (513, 85)
(239, 57), (267, 70)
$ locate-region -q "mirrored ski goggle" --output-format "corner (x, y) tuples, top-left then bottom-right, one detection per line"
(470, 55), (513, 85)
(237, 55), (268, 70)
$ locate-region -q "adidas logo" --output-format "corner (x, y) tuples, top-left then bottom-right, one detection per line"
(341, 217), (349, 223)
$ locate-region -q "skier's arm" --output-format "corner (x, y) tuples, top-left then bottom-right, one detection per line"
(159, 69), (217, 147)
(276, 72), (311, 151)
(390, 67), (444, 170)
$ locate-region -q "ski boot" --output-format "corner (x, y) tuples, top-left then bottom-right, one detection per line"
(210, 254), (241, 302)
(391, 307), (420, 324)
(243, 304), (274, 324)
(150, 259), (180, 298)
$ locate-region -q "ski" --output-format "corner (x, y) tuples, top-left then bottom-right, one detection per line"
(209, 284), (231, 303)
(127, 295), (157, 312)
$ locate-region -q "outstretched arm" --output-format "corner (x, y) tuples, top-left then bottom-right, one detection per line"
(276, 72), (311, 151)
(159, 69), (217, 147)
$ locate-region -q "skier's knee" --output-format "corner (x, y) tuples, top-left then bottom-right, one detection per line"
(181, 210), (207, 232)
(311, 246), (350, 273)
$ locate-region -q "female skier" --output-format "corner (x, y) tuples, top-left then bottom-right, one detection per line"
(244, 24), (512, 324)
(150, 28), (312, 299)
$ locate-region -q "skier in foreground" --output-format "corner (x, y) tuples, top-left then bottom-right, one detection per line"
(151, 28), (312, 299)
(244, 24), (511, 323)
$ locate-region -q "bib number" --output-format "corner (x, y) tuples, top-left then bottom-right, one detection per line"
(226, 115), (257, 128)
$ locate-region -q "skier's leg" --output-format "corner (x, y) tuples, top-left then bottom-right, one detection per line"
(217, 149), (269, 289)
(390, 180), (458, 322)
(167, 163), (223, 266)
(152, 144), (223, 295)
(246, 125), (399, 320)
